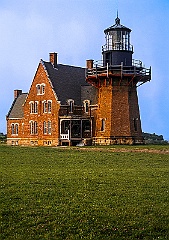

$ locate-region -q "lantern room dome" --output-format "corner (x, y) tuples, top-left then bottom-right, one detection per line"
(104, 16), (131, 33)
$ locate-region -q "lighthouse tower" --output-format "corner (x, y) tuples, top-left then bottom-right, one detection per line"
(86, 15), (151, 145)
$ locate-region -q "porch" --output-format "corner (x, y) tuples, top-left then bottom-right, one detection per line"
(59, 118), (92, 146)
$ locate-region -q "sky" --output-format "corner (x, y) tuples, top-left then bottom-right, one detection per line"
(0, 0), (169, 140)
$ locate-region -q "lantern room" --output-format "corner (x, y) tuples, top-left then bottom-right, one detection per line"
(102, 14), (133, 66)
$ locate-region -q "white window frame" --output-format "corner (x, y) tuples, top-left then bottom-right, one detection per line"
(83, 100), (90, 113)
(30, 121), (38, 135)
(48, 100), (52, 113)
(15, 124), (19, 135)
(48, 121), (52, 134)
(67, 99), (74, 113)
(36, 83), (45, 95)
(11, 123), (19, 135)
(41, 84), (45, 95)
(29, 101), (38, 114)
(34, 101), (38, 114)
(11, 123), (15, 135)
(43, 121), (47, 134)
(42, 100), (47, 113)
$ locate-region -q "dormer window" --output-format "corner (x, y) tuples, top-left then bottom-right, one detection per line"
(67, 99), (74, 113)
(36, 83), (45, 95)
(83, 100), (90, 113)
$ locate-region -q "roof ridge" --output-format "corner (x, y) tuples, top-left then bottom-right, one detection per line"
(41, 60), (59, 101)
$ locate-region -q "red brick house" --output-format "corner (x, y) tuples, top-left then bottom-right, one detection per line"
(7, 16), (151, 146)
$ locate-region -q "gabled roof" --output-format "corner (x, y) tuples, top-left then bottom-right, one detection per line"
(7, 93), (27, 119)
(42, 61), (87, 105)
(7, 59), (96, 119)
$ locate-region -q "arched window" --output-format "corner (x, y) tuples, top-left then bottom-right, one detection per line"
(67, 99), (74, 113)
(30, 121), (34, 134)
(43, 101), (47, 113)
(11, 123), (19, 135)
(11, 124), (15, 135)
(30, 101), (38, 114)
(36, 84), (41, 95)
(133, 118), (138, 131)
(36, 84), (45, 95)
(101, 119), (105, 131)
(48, 101), (52, 113)
(48, 121), (51, 134)
(83, 100), (90, 113)
(15, 124), (19, 135)
(30, 121), (38, 134)
(34, 101), (38, 113)
(43, 121), (47, 134)
(41, 84), (45, 95)
(30, 102), (34, 113)
(34, 121), (38, 134)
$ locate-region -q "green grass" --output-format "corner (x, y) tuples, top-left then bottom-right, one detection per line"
(0, 145), (169, 239)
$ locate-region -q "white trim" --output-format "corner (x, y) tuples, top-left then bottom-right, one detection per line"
(11, 123), (19, 135)
(83, 99), (90, 113)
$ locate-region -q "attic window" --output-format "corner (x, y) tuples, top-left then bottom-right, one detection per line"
(83, 100), (90, 113)
(36, 84), (45, 95)
(67, 99), (74, 113)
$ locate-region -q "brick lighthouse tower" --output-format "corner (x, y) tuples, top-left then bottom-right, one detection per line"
(86, 15), (151, 145)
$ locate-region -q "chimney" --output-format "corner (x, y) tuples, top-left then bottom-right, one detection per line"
(86, 59), (94, 69)
(50, 52), (57, 68)
(14, 90), (22, 99)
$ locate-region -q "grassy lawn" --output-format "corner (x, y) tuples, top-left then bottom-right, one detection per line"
(0, 145), (169, 239)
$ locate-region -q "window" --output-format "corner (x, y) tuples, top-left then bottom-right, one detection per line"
(34, 121), (38, 134)
(11, 124), (15, 135)
(43, 100), (52, 113)
(133, 118), (138, 131)
(30, 101), (38, 114)
(30, 121), (38, 135)
(48, 101), (52, 113)
(41, 84), (45, 94)
(48, 121), (51, 134)
(37, 85), (41, 95)
(43, 121), (52, 134)
(34, 101), (38, 113)
(43, 101), (47, 113)
(15, 124), (18, 135)
(30, 102), (34, 113)
(11, 123), (19, 135)
(83, 100), (90, 113)
(67, 99), (74, 113)
(43, 121), (47, 134)
(70, 101), (73, 113)
(101, 119), (105, 131)
(36, 83), (45, 95)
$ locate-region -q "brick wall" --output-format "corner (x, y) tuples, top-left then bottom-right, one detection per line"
(93, 77), (143, 145)
(7, 62), (60, 146)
